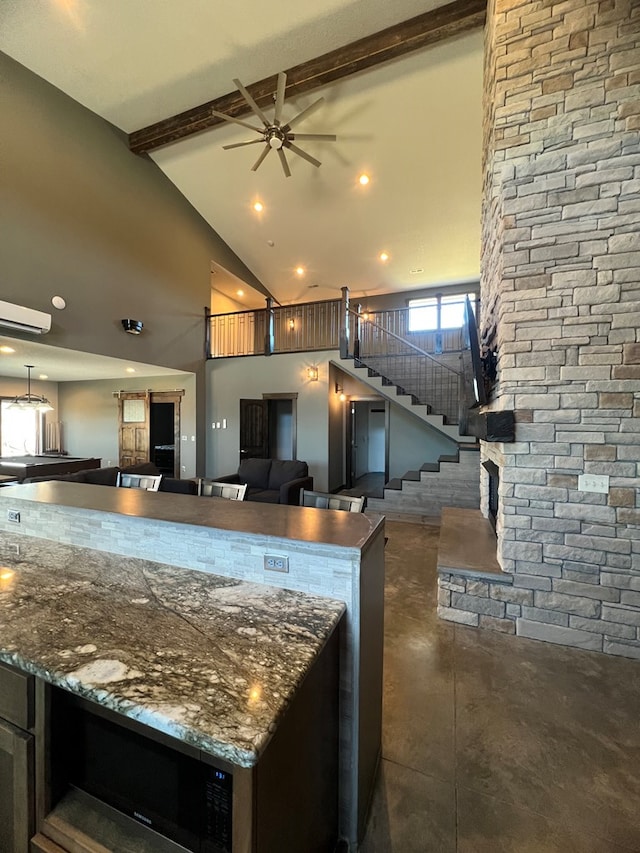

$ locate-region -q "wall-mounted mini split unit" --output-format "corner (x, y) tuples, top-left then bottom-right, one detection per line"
(0, 300), (51, 335)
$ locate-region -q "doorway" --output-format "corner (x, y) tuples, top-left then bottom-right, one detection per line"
(239, 394), (297, 463)
(117, 391), (184, 476)
(345, 400), (388, 491)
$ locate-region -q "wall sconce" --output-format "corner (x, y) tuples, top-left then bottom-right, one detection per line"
(307, 366), (319, 381)
(288, 318), (295, 330)
(335, 382), (347, 402)
(122, 319), (143, 335)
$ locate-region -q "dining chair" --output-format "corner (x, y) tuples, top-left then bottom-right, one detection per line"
(198, 480), (248, 501)
(116, 472), (163, 491)
(299, 489), (365, 512)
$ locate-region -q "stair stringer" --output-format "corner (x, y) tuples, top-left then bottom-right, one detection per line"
(366, 447), (480, 520)
(333, 358), (476, 444)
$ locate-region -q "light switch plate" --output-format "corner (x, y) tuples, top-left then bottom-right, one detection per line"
(578, 474), (609, 494)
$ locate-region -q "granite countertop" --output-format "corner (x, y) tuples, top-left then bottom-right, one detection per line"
(0, 542), (345, 767)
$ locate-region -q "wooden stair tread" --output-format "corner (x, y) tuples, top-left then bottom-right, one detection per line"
(385, 479), (403, 490)
(403, 470), (421, 481)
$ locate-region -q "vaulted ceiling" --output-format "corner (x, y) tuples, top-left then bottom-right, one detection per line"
(1, 0), (484, 310)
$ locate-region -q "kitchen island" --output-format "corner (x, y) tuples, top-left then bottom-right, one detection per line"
(0, 542), (344, 852)
(0, 481), (385, 850)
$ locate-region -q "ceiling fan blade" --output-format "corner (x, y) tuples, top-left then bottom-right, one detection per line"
(274, 71), (287, 125)
(211, 110), (264, 134)
(278, 148), (291, 178)
(285, 141), (321, 168)
(251, 145), (271, 172)
(233, 78), (271, 127)
(222, 139), (265, 150)
(284, 97), (325, 130)
(289, 133), (337, 141)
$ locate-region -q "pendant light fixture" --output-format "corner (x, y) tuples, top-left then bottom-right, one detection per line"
(9, 365), (53, 412)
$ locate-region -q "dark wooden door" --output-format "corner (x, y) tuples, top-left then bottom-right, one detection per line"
(239, 399), (269, 461)
(117, 392), (150, 468)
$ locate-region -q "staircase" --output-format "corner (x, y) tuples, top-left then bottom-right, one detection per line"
(337, 316), (480, 519)
(335, 357), (476, 444)
(366, 445), (480, 521)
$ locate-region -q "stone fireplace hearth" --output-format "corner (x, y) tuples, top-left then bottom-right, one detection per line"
(437, 0), (640, 660)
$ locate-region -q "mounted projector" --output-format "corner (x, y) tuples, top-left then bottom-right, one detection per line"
(0, 300), (51, 335)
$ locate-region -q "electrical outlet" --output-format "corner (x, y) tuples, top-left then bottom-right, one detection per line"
(264, 554), (289, 573)
(7, 510), (20, 524)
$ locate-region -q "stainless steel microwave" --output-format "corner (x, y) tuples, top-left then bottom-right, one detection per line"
(51, 687), (233, 852)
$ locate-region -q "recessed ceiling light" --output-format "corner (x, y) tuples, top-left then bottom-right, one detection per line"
(358, 174), (370, 186)
(379, 252), (390, 262)
(0, 346), (15, 354)
(125, 367), (136, 373)
(39, 374), (48, 380)
(295, 266), (305, 276)
(253, 201), (264, 212)
(237, 289), (244, 297)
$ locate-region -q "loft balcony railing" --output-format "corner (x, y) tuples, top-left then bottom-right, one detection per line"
(207, 298), (341, 358)
(207, 292), (467, 358)
(206, 289), (469, 424)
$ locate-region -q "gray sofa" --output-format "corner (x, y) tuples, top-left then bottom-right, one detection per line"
(216, 458), (313, 504)
(22, 462), (198, 494)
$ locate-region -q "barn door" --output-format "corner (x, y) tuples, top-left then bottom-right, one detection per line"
(239, 399), (269, 462)
(117, 392), (150, 468)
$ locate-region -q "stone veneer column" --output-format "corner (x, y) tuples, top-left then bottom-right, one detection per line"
(477, 0), (640, 657)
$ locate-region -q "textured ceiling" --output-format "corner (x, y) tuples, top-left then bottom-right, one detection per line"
(0, 335), (188, 382)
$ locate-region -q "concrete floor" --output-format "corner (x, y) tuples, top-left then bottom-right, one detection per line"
(360, 520), (640, 853)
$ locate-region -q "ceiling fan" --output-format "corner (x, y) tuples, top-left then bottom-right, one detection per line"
(212, 72), (337, 177)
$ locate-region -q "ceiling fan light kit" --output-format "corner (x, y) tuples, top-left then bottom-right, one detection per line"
(213, 71), (337, 177)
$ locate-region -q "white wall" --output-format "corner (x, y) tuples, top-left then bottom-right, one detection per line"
(58, 374), (197, 476)
(388, 405), (457, 480)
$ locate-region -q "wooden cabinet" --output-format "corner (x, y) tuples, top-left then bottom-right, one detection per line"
(0, 662), (35, 853)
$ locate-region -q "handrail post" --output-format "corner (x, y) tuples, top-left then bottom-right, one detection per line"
(264, 297), (274, 356)
(354, 303), (362, 360)
(340, 286), (350, 358)
(204, 306), (211, 358)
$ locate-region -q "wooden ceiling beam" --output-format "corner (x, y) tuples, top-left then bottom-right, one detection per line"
(129, 0), (486, 155)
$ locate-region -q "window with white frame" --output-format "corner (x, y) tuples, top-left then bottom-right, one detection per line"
(0, 400), (41, 456)
(408, 291), (478, 332)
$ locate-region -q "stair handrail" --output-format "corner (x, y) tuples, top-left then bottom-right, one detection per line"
(347, 307), (464, 376)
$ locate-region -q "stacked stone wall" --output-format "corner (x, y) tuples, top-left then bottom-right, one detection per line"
(442, 0), (640, 659)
